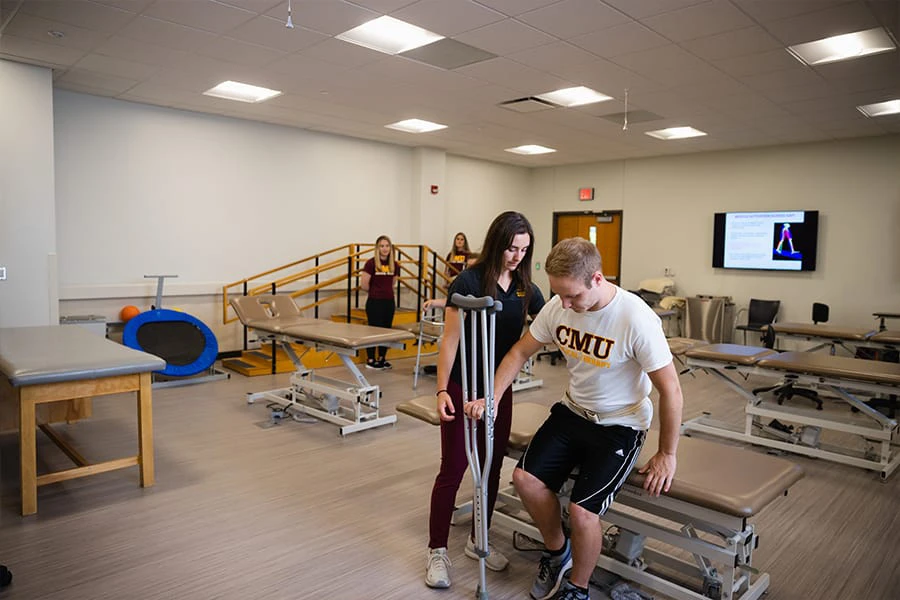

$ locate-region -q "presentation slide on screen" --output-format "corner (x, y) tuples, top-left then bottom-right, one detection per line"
(723, 211), (807, 270)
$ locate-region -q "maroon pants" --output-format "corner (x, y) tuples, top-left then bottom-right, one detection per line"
(428, 379), (513, 549)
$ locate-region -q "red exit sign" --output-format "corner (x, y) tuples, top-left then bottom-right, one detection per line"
(578, 187), (594, 201)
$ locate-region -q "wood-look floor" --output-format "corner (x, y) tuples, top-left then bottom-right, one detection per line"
(1, 357), (898, 599)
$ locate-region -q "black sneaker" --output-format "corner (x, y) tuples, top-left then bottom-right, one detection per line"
(365, 360), (380, 370)
(381, 360), (392, 370)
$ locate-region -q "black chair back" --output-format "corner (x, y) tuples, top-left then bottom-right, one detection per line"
(747, 299), (780, 328)
(812, 302), (829, 324)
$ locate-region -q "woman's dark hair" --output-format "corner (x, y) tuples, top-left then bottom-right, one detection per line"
(472, 211), (535, 315)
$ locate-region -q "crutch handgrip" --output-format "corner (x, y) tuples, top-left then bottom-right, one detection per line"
(451, 293), (503, 313)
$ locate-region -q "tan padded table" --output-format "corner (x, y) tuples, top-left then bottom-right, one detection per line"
(757, 351), (900, 386)
(231, 295), (414, 348)
(666, 337), (708, 357)
(871, 330), (900, 345)
(398, 398), (803, 518)
(0, 325), (165, 515)
(685, 343), (777, 365)
(768, 322), (876, 341)
(278, 320), (413, 348)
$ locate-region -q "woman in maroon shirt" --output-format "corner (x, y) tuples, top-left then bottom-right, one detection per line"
(445, 232), (471, 278)
(361, 235), (399, 370)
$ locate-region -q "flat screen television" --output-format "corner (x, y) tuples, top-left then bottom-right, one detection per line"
(713, 210), (819, 271)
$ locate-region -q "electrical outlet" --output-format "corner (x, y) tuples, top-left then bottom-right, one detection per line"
(0, 267), (6, 281)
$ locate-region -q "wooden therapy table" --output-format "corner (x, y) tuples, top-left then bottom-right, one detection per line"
(0, 325), (165, 515)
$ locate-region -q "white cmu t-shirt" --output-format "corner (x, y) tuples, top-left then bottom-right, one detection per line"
(529, 286), (672, 430)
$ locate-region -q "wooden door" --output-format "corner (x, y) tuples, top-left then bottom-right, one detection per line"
(553, 212), (623, 283)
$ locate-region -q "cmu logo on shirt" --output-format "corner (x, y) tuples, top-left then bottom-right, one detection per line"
(555, 325), (615, 367)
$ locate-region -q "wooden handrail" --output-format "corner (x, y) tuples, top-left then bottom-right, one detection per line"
(223, 242), (456, 328)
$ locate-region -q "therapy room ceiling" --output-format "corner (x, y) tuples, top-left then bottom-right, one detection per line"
(1, 0), (898, 166)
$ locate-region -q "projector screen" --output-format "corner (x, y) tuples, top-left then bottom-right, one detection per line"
(712, 210), (819, 271)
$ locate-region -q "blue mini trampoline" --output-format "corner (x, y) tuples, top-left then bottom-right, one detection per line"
(123, 308), (219, 377)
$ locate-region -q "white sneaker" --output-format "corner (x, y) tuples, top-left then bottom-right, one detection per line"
(425, 547), (451, 589)
(465, 536), (509, 572)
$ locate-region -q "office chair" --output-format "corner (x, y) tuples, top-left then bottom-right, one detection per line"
(0, 564), (11, 589)
(735, 299), (780, 345)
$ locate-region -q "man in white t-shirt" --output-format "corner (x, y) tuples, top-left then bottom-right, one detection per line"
(465, 238), (683, 600)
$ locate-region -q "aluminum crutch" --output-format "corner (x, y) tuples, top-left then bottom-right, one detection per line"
(453, 292), (503, 600)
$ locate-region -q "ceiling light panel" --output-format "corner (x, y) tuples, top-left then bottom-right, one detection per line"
(536, 86), (613, 107)
(336, 16), (443, 55)
(645, 126), (707, 140)
(787, 27), (896, 66)
(202, 81), (282, 103)
(385, 118), (447, 133)
(857, 99), (900, 117)
(505, 144), (556, 155)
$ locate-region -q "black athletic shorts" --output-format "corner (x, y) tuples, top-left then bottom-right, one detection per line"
(517, 402), (646, 515)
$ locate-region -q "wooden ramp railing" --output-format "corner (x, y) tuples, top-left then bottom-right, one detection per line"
(222, 242), (455, 331)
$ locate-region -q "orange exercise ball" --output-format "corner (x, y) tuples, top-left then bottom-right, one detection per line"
(120, 305), (141, 323)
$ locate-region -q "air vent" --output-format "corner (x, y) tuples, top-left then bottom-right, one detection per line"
(499, 97), (557, 113)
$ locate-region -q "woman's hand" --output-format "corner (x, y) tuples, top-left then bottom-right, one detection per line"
(436, 390), (455, 421)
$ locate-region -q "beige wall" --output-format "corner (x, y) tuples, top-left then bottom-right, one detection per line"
(527, 135), (900, 327)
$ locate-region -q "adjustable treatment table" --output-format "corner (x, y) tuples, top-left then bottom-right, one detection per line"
(0, 326), (165, 515)
(683, 344), (900, 479)
(766, 322), (876, 355)
(231, 295), (414, 435)
(398, 398), (803, 600)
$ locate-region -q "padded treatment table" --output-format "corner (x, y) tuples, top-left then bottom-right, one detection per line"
(683, 344), (900, 479)
(767, 322), (876, 354)
(232, 295), (414, 435)
(398, 397), (803, 600)
(0, 326), (165, 515)
(869, 330), (900, 348)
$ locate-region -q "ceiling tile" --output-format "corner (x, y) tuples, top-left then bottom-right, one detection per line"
(347, 0), (420, 13)
(400, 38), (497, 69)
(225, 16), (329, 53)
(0, 33), (87, 66)
(57, 67), (138, 94)
(73, 52), (159, 80)
(118, 15), (217, 52)
(712, 48), (799, 77)
(570, 22), (669, 58)
(19, 0), (136, 33)
(518, 0), (631, 39)
(557, 57), (662, 95)
(610, 44), (724, 86)
(601, 0), (709, 20)
(89, 0), (156, 13)
(731, 0), (851, 24)
(508, 41), (598, 72)
(196, 35), (287, 68)
(680, 25), (783, 61)
(455, 56), (569, 93)
(142, 0), (256, 35)
(92, 34), (190, 68)
(3, 12), (112, 51)
(641, 0), (757, 42)
(763, 2), (883, 46)
(453, 17), (556, 55)
(215, 0), (285, 14)
(302, 37), (385, 67)
(392, 0), (505, 37)
(471, 0), (564, 17)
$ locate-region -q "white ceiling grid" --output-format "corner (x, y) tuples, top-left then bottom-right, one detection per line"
(0, 0), (896, 166)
